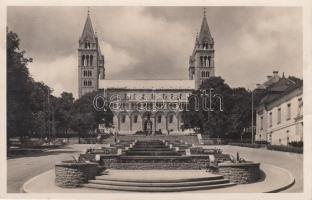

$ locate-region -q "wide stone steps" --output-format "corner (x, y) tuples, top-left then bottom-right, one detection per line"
(82, 171), (236, 192)
(133, 145), (169, 148)
(97, 173), (224, 182)
(125, 151), (180, 156)
(82, 182), (236, 192)
(129, 148), (172, 151)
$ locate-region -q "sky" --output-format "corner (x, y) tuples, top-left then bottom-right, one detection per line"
(7, 6), (302, 98)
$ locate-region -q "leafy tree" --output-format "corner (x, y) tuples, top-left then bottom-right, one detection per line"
(54, 92), (74, 135)
(29, 81), (52, 138)
(70, 91), (113, 143)
(7, 31), (33, 144)
(182, 77), (252, 139)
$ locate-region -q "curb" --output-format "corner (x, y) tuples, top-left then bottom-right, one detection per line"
(21, 169), (54, 193)
(262, 163), (296, 193)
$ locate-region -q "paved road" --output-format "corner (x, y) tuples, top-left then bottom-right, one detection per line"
(7, 144), (303, 193)
(7, 144), (101, 193)
(208, 145), (303, 192)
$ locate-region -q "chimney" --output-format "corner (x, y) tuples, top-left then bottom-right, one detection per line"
(273, 71), (279, 77)
(267, 75), (272, 80)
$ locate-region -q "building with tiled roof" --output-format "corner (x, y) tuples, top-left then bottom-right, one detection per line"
(255, 73), (303, 145)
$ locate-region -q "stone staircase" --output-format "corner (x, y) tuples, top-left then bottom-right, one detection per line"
(125, 140), (181, 156)
(83, 171), (236, 192)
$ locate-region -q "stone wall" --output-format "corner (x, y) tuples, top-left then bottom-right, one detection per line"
(102, 156), (209, 170)
(55, 161), (99, 188)
(217, 162), (261, 184)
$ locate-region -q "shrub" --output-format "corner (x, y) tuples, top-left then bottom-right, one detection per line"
(228, 142), (261, 148)
(134, 131), (145, 135)
(288, 141), (303, 148)
(255, 140), (269, 145)
(267, 145), (303, 154)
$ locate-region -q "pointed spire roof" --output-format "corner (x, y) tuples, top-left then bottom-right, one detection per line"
(198, 8), (213, 44)
(80, 9), (96, 42)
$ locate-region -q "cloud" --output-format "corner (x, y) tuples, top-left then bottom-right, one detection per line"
(28, 54), (77, 97)
(7, 6), (302, 98)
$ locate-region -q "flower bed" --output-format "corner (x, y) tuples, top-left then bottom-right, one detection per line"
(55, 161), (99, 188)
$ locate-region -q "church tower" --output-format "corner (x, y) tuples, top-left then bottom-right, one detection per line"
(78, 10), (105, 98)
(189, 9), (215, 89)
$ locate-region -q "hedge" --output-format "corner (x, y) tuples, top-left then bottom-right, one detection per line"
(267, 145), (303, 154)
(228, 143), (261, 148)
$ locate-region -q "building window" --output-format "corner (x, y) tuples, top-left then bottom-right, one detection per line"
(269, 112), (272, 127)
(208, 56), (211, 67)
(121, 115), (125, 123)
(268, 132), (272, 143)
(277, 108), (281, 124)
(298, 98), (302, 115)
(133, 115), (138, 123)
(287, 103), (291, 120)
(260, 116), (263, 130)
(169, 115), (173, 123)
(90, 55), (93, 66)
(157, 115), (162, 123)
(82, 55), (85, 66)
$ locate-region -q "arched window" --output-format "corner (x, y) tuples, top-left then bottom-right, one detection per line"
(82, 55), (85, 66)
(90, 55), (93, 66)
(121, 115), (126, 123)
(83, 80), (87, 86)
(208, 56), (211, 67)
(200, 56), (203, 66)
(84, 42), (88, 49)
(169, 115), (173, 123)
(83, 56), (87, 66)
(88, 70), (92, 77)
(86, 55), (89, 66)
(133, 115), (138, 123)
(157, 115), (162, 123)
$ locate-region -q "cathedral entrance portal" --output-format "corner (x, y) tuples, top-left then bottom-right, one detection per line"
(143, 113), (153, 135)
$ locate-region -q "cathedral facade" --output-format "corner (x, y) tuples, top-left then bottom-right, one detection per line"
(78, 10), (215, 134)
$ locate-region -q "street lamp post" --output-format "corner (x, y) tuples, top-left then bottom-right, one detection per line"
(251, 90), (254, 144)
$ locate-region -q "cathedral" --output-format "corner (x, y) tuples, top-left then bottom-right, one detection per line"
(78, 10), (215, 134)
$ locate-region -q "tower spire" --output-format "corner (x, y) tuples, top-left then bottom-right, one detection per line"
(80, 8), (96, 42)
(198, 8), (213, 44)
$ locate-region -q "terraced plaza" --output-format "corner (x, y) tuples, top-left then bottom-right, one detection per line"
(9, 135), (301, 193)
